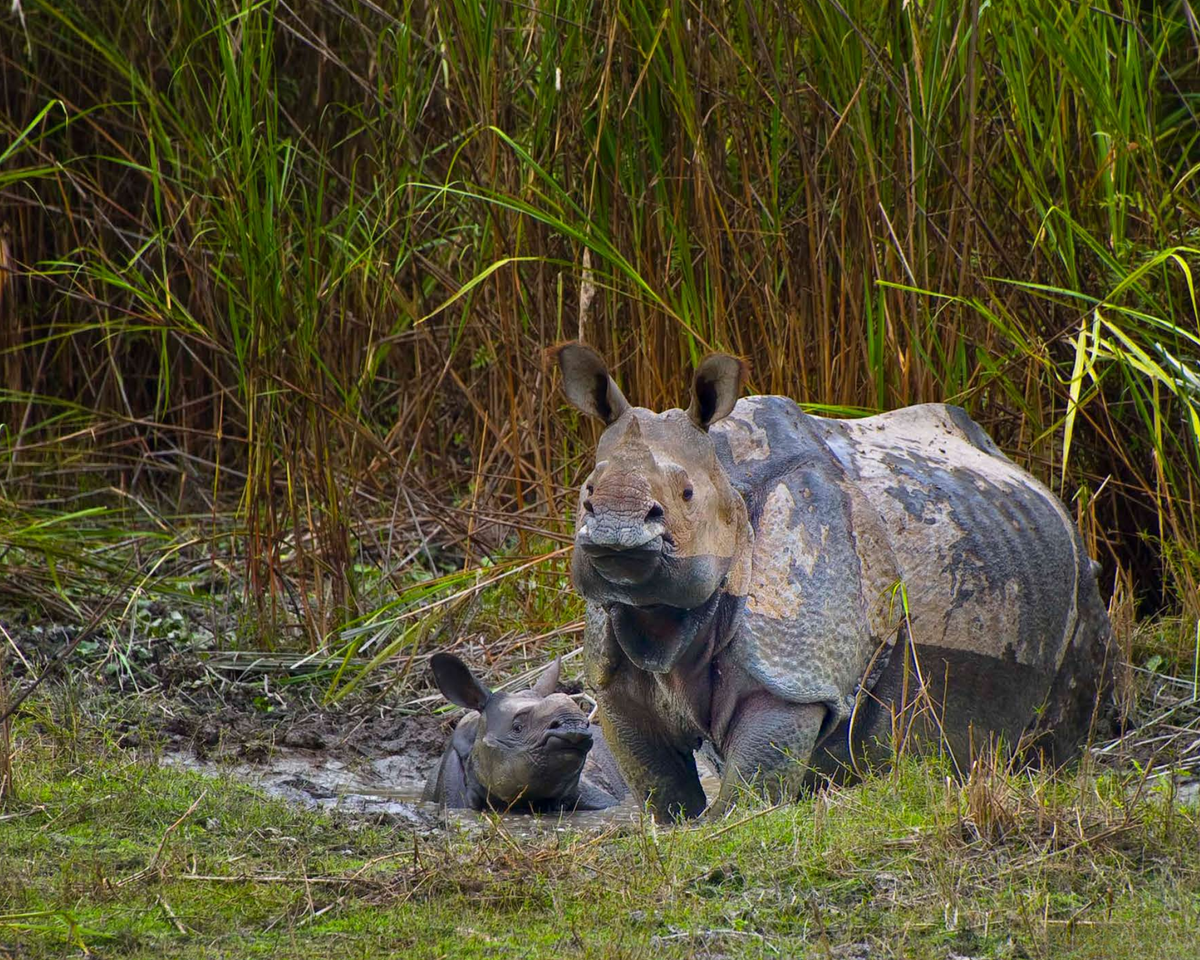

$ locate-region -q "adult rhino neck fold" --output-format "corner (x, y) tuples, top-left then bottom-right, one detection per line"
(604, 516), (753, 676)
(608, 590), (724, 674)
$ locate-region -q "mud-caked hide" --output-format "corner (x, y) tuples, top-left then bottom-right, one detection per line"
(714, 397), (1112, 763)
(548, 342), (1113, 819)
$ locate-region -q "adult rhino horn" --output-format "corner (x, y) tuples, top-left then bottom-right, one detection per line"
(615, 414), (651, 452)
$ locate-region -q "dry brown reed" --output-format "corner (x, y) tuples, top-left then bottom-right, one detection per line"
(0, 1), (1197, 648)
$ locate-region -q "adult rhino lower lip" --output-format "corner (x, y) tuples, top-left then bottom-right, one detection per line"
(577, 536), (664, 586)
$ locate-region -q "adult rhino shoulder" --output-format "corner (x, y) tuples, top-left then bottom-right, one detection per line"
(547, 343), (1114, 820)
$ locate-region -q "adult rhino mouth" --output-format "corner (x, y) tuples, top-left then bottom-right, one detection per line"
(577, 536), (665, 586)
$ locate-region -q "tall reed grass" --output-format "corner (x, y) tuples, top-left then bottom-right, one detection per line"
(1, 0), (1197, 644)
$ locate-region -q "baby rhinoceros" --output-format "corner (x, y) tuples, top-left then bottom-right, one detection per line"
(423, 653), (627, 812)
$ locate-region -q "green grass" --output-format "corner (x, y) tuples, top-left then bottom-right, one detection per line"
(2, 700), (1199, 959)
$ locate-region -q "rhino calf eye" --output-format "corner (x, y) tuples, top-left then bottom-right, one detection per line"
(586, 483), (594, 494)
(683, 486), (694, 501)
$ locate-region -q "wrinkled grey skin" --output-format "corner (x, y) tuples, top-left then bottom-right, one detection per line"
(423, 654), (627, 812)
(548, 342), (1113, 821)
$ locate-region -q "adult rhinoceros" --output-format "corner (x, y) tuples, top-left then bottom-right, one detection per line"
(547, 342), (1112, 819)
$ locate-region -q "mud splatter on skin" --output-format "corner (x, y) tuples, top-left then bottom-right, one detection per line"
(719, 402), (771, 463)
(746, 483), (827, 620)
(550, 343), (1111, 819)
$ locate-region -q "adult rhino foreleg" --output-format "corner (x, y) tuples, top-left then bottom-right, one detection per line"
(712, 693), (826, 815)
(585, 604), (706, 820)
(595, 679), (706, 819)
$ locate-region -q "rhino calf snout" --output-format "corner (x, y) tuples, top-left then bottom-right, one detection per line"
(542, 713), (592, 749)
(542, 726), (593, 750)
(546, 714), (589, 732)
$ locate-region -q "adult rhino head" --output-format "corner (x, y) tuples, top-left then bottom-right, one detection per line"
(548, 342), (753, 674)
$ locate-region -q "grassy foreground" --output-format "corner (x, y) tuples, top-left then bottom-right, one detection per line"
(2, 698), (1198, 960)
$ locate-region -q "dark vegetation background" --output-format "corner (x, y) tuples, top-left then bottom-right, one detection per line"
(1, 0), (1198, 658)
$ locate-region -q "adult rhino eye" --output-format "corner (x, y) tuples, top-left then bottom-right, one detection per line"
(511, 719), (523, 733)
(586, 483), (594, 495)
(682, 485), (694, 502)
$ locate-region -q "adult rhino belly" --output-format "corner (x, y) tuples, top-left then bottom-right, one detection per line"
(817, 403), (1081, 687)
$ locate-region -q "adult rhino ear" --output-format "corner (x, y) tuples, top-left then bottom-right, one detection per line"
(546, 342), (631, 425)
(430, 653), (492, 712)
(531, 657), (562, 698)
(687, 353), (747, 430)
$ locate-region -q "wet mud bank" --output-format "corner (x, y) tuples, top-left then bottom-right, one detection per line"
(154, 696), (709, 834)
(4, 614), (678, 833)
(150, 683), (716, 834)
(158, 708), (447, 830)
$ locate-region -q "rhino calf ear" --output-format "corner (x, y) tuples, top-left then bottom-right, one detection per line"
(546, 341), (631, 425)
(688, 354), (747, 430)
(531, 656), (562, 698)
(430, 653), (492, 712)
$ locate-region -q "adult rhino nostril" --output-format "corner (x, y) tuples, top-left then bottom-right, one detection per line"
(645, 502), (664, 522)
(583, 499), (595, 514)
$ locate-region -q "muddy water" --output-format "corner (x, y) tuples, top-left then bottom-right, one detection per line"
(163, 749), (721, 835)
(162, 750), (436, 828)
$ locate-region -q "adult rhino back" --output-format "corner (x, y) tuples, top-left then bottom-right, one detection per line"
(822, 403), (1111, 763)
(822, 402), (1080, 675)
(713, 397), (1112, 766)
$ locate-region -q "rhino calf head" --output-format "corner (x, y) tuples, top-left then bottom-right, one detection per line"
(423, 653), (623, 812)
